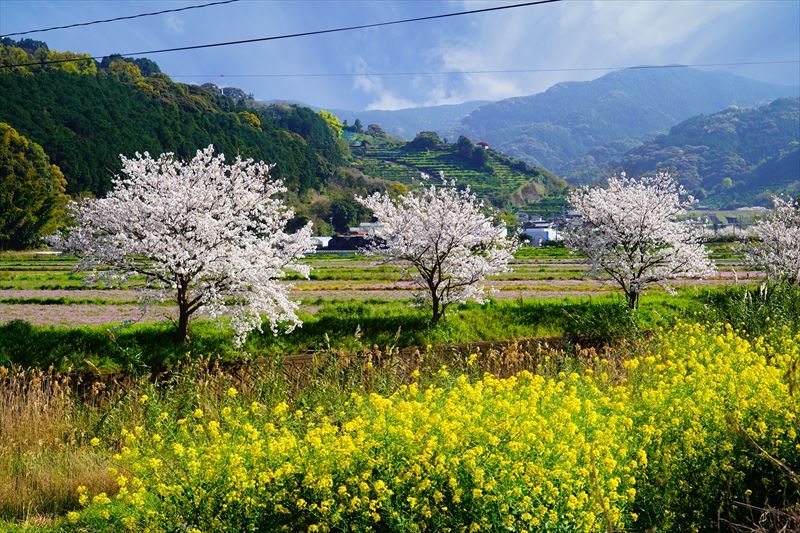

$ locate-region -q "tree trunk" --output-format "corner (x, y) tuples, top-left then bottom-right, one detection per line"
(176, 279), (190, 343)
(627, 289), (640, 310)
(430, 292), (442, 326)
(176, 303), (190, 343)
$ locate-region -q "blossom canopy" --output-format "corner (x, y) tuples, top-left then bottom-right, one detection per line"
(356, 175), (516, 325)
(746, 195), (800, 285)
(52, 145), (313, 344)
(567, 172), (712, 308)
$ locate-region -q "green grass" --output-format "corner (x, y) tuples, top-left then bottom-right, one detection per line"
(0, 292), (707, 372)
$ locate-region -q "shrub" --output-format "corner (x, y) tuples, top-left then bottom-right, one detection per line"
(703, 283), (800, 339)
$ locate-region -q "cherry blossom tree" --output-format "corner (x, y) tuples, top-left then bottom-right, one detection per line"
(52, 146), (313, 344)
(745, 195), (800, 285)
(356, 176), (516, 325)
(567, 172), (713, 309)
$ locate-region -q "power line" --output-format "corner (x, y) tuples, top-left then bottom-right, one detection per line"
(169, 60), (800, 79)
(0, 0), (560, 69)
(0, 0), (241, 38)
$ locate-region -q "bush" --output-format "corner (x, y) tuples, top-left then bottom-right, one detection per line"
(703, 283), (800, 339)
(562, 300), (639, 347)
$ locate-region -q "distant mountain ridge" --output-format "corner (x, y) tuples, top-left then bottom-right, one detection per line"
(622, 97), (800, 207)
(458, 68), (798, 181)
(328, 101), (489, 140)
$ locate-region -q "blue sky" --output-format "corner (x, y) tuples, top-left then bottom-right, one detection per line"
(2, 0), (799, 110)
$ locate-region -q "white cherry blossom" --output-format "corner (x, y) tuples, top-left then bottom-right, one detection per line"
(567, 172), (713, 308)
(746, 195), (800, 285)
(51, 145), (313, 345)
(356, 175), (517, 325)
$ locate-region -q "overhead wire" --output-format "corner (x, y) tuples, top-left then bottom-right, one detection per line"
(0, 0), (560, 69)
(0, 0), (241, 38)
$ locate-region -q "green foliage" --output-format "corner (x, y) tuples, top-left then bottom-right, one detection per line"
(354, 137), (567, 209)
(329, 197), (370, 233)
(456, 135), (474, 159)
(316, 109), (343, 139)
(237, 111), (261, 128)
(0, 41), (348, 198)
(365, 124), (387, 138)
(99, 55), (160, 77)
(406, 130), (441, 152)
(260, 104), (349, 169)
(471, 143), (488, 167)
(624, 98), (800, 205)
(0, 123), (68, 249)
(289, 167), (401, 235)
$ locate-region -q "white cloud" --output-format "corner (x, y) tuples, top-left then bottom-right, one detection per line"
(414, 0), (750, 106)
(350, 57), (417, 110)
(164, 14), (185, 34)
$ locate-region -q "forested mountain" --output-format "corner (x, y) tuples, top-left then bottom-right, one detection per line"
(0, 39), (349, 197)
(623, 98), (800, 206)
(457, 68), (798, 181)
(329, 101), (488, 140)
(0, 39), (414, 239)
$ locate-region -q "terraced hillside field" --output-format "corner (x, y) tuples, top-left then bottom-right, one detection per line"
(353, 140), (569, 214)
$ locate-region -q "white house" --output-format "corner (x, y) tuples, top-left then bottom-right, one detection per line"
(348, 222), (383, 235)
(309, 236), (333, 248)
(522, 222), (560, 246)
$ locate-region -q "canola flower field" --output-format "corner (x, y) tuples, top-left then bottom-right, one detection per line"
(60, 323), (799, 532)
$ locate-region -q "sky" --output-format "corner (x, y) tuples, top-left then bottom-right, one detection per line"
(1, 0), (799, 111)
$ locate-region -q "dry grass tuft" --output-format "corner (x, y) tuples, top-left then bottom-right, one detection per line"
(0, 367), (114, 520)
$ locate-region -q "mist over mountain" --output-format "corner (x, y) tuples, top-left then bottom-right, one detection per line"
(328, 101), (489, 140)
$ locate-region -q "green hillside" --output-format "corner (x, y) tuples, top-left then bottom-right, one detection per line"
(352, 132), (568, 215)
(0, 40), (348, 197)
(623, 98), (800, 206)
(0, 39), (412, 240)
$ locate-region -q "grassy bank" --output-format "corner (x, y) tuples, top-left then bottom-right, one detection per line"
(0, 292), (703, 371)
